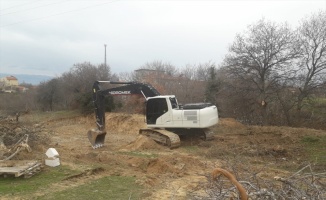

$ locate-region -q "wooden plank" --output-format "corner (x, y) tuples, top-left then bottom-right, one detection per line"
(0, 160), (42, 178)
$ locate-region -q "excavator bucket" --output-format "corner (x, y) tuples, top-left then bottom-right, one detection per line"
(87, 129), (107, 149)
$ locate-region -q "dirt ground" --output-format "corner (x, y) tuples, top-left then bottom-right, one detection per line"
(1, 112), (326, 199)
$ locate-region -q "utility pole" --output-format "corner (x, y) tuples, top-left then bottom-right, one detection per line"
(104, 44), (107, 67)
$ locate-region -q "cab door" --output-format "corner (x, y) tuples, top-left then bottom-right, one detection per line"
(146, 98), (169, 125)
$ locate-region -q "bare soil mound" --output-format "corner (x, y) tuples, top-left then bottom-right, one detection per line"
(105, 113), (146, 134)
(218, 118), (246, 128)
(121, 135), (165, 151)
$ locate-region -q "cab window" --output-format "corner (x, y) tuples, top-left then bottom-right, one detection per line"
(170, 97), (178, 109)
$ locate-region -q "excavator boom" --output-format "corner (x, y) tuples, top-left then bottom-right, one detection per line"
(88, 81), (160, 149)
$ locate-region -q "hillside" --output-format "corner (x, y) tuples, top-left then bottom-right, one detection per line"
(0, 112), (325, 199)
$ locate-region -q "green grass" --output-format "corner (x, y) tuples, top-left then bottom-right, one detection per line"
(0, 165), (143, 200)
(181, 145), (200, 153)
(301, 135), (326, 165)
(304, 97), (326, 116)
(37, 176), (142, 200)
(0, 166), (78, 196)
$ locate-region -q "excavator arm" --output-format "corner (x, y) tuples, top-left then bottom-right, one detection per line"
(88, 81), (160, 148)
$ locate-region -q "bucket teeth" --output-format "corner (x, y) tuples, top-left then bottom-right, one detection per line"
(92, 144), (104, 149)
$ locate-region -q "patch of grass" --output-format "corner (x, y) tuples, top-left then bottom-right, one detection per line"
(0, 165), (143, 200)
(182, 145), (200, 153)
(301, 135), (326, 166)
(304, 98), (326, 116)
(301, 136), (320, 143)
(24, 110), (81, 123)
(0, 166), (79, 196)
(37, 175), (142, 200)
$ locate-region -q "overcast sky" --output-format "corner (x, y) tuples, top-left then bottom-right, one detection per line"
(0, 0), (325, 77)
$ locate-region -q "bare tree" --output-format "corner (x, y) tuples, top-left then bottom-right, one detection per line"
(62, 62), (111, 94)
(139, 60), (178, 76)
(36, 62), (112, 112)
(36, 78), (61, 111)
(174, 62), (217, 104)
(223, 18), (300, 124)
(117, 71), (134, 82)
(296, 11), (326, 114)
(195, 62), (214, 81)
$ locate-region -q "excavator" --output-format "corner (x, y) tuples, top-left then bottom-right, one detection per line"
(87, 81), (219, 149)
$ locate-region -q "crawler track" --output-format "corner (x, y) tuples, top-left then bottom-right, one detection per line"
(139, 128), (181, 148)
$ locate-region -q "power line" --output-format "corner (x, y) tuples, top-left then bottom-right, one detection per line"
(0, 0), (43, 12)
(0, 0), (71, 16)
(0, 0), (120, 27)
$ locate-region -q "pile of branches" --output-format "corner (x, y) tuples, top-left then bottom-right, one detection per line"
(0, 119), (51, 160)
(0, 134), (31, 161)
(203, 164), (325, 200)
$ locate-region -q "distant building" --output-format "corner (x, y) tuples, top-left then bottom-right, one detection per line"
(0, 75), (20, 93)
(1, 76), (19, 86)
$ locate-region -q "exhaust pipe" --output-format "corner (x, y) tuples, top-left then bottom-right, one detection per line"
(87, 129), (107, 149)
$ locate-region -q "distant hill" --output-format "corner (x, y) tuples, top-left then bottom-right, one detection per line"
(0, 73), (53, 85)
